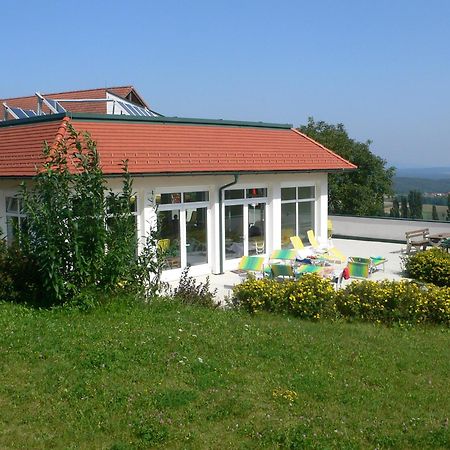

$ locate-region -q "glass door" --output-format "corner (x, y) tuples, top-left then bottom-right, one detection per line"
(223, 187), (267, 262)
(248, 202), (265, 255)
(225, 204), (244, 260)
(186, 206), (208, 266)
(156, 191), (209, 271)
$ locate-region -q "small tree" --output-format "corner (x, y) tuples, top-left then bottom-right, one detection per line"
(400, 196), (408, 218)
(447, 193), (450, 221)
(432, 205), (439, 220)
(390, 197), (400, 218)
(408, 190), (423, 219)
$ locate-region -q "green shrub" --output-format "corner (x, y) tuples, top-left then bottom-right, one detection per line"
(233, 274), (335, 319)
(335, 280), (434, 324)
(171, 267), (218, 308)
(283, 275), (335, 319)
(403, 248), (450, 287)
(0, 240), (40, 303)
(232, 276), (450, 325)
(232, 276), (289, 313)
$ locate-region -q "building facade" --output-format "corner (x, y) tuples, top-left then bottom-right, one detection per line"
(0, 87), (355, 280)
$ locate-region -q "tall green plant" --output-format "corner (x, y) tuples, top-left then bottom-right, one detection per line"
(408, 190), (423, 219)
(20, 123), (163, 305)
(21, 128), (76, 303)
(103, 162), (137, 287)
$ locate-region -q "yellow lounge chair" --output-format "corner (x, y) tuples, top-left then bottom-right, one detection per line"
(307, 230), (346, 263)
(289, 235), (305, 250)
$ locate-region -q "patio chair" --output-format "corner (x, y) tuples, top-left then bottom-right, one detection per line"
(327, 219), (333, 239)
(157, 238), (173, 269)
(269, 263), (297, 280)
(307, 229), (326, 250)
(269, 249), (298, 262)
(295, 264), (322, 277)
(233, 256), (265, 278)
(347, 257), (371, 279)
(440, 238), (450, 252)
(290, 235), (305, 250)
(370, 256), (387, 272)
(307, 230), (346, 263)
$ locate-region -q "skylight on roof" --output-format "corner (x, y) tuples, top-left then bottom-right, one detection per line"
(116, 100), (160, 117)
(2, 103), (40, 120)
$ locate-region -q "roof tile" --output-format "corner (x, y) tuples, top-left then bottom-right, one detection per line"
(0, 116), (356, 177)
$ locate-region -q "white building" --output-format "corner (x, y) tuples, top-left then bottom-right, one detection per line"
(0, 86), (356, 280)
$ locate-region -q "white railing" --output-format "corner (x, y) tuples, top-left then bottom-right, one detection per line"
(330, 215), (450, 242)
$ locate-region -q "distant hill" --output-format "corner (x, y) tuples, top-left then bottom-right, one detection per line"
(394, 177), (450, 194)
(395, 167), (450, 180)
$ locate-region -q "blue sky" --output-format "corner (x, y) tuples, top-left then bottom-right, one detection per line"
(2, 0), (450, 168)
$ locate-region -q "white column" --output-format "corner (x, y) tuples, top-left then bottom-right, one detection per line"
(271, 182), (281, 251)
(211, 186), (221, 274)
(0, 190), (5, 239)
(318, 174), (328, 245)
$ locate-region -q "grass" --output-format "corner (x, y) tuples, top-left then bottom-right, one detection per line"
(0, 298), (449, 449)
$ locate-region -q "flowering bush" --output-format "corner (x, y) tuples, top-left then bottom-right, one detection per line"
(283, 275), (335, 320)
(336, 280), (421, 324)
(232, 276), (288, 313)
(233, 274), (334, 319)
(403, 248), (450, 287)
(232, 276), (450, 325)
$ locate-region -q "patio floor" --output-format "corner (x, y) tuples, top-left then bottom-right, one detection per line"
(176, 238), (408, 302)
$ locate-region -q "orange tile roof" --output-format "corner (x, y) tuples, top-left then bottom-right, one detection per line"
(0, 114), (356, 177)
(0, 119), (65, 176)
(1, 86), (146, 117)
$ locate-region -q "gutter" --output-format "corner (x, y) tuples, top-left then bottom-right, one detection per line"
(218, 174), (239, 274)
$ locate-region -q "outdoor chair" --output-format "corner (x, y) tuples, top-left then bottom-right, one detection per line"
(370, 256), (387, 272)
(405, 229), (429, 254)
(347, 257), (371, 279)
(269, 263), (297, 280)
(295, 264), (322, 277)
(269, 249), (298, 262)
(289, 235), (305, 250)
(233, 256), (265, 278)
(307, 229), (346, 263)
(440, 238), (450, 252)
(157, 238), (174, 269)
(307, 229), (327, 251)
(327, 219), (333, 239)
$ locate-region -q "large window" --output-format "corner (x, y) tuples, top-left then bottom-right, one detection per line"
(5, 196), (26, 245)
(224, 187), (267, 259)
(281, 186), (315, 247)
(156, 190), (209, 269)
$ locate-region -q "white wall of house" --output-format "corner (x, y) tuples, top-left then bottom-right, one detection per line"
(0, 172), (329, 281)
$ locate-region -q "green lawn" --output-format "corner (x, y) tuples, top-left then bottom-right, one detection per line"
(1, 298), (449, 449)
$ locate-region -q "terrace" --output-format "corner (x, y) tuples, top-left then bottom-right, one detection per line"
(182, 215), (450, 301)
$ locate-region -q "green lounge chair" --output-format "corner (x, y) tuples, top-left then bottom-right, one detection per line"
(347, 257), (371, 278)
(269, 263), (297, 280)
(269, 249), (297, 262)
(295, 264), (322, 277)
(370, 256), (387, 272)
(233, 256), (265, 277)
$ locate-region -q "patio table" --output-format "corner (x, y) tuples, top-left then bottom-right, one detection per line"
(428, 232), (450, 247)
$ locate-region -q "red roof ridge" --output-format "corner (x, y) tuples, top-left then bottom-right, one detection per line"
(50, 116), (71, 151)
(290, 128), (357, 170)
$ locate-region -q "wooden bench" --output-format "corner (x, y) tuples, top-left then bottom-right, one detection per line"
(405, 228), (429, 254)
